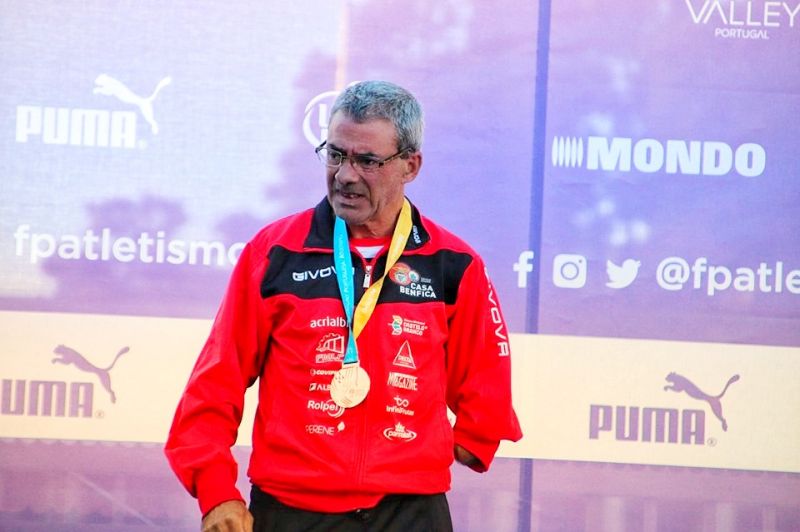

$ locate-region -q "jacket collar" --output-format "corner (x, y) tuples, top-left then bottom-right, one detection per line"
(305, 197), (430, 251)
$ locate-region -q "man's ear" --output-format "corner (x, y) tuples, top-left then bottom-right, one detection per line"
(402, 151), (422, 184)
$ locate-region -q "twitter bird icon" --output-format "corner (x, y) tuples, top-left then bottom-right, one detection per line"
(606, 259), (641, 289)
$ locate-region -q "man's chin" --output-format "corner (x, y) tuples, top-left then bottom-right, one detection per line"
(331, 202), (366, 223)
(332, 208), (364, 225)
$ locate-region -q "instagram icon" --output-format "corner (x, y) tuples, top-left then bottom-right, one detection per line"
(553, 254), (587, 288)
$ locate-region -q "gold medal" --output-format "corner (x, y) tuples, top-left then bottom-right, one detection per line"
(330, 363), (371, 408)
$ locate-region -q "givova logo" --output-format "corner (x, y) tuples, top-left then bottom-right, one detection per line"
(551, 136), (766, 177)
(16, 74), (171, 149)
(589, 372), (739, 445)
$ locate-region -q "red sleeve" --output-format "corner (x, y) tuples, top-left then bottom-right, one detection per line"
(445, 256), (523, 472)
(164, 241), (271, 516)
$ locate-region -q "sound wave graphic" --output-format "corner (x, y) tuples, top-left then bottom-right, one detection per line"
(551, 136), (584, 167)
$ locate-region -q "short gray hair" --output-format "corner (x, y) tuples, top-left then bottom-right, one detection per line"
(329, 80), (424, 152)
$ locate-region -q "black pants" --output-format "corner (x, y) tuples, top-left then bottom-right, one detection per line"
(249, 485), (453, 532)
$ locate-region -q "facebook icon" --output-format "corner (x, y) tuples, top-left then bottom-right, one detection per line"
(513, 251), (535, 288)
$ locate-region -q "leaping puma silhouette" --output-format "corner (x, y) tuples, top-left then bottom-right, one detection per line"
(93, 74), (171, 134)
(52, 345), (129, 403)
(664, 372), (739, 431)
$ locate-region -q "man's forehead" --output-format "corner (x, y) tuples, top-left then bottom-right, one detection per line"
(327, 114), (397, 151)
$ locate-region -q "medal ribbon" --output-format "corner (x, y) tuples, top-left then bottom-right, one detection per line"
(333, 199), (412, 365)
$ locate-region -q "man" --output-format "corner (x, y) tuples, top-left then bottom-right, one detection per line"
(165, 80), (522, 531)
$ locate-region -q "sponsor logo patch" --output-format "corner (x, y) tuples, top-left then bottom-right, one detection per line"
(293, 266), (335, 282)
(383, 423), (417, 442)
(389, 263), (415, 286)
(389, 263), (437, 299)
(486, 268), (510, 357)
(307, 398), (345, 419)
(391, 341), (417, 370)
(310, 316), (347, 329)
(386, 396), (415, 417)
(387, 371), (418, 391)
(389, 315), (428, 337)
(306, 421), (345, 436)
(315, 333), (345, 364)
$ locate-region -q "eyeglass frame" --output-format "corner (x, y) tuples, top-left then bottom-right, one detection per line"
(315, 141), (411, 173)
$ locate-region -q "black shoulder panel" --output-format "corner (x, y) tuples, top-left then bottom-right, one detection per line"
(261, 246), (340, 300)
(376, 250), (473, 306)
(261, 246), (474, 306)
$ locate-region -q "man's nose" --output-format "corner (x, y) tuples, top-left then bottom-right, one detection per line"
(334, 159), (360, 183)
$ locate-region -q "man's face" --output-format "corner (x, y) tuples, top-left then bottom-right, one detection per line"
(325, 112), (421, 238)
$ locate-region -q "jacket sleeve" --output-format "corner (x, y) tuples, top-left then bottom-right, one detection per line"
(164, 242), (271, 516)
(445, 255), (522, 472)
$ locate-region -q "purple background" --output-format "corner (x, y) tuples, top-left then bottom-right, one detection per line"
(538, 1), (800, 347)
(2, 0), (799, 530)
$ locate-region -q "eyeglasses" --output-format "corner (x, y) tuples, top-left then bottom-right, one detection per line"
(315, 141), (409, 174)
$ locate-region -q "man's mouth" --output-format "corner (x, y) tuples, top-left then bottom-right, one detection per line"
(336, 190), (365, 201)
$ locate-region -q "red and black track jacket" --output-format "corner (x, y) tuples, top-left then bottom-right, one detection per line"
(165, 198), (522, 515)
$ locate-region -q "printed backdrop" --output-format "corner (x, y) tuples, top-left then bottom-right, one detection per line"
(1, 1), (799, 530)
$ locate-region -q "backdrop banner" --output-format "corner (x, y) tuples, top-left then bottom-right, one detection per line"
(1, 0), (798, 530)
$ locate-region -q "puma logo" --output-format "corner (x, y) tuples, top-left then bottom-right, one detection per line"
(52, 345), (129, 403)
(93, 74), (171, 134)
(664, 372), (739, 431)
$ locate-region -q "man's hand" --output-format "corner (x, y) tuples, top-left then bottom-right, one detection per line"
(454, 444), (480, 468)
(202, 500), (254, 532)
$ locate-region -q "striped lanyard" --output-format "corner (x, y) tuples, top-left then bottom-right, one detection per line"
(332, 199), (412, 364)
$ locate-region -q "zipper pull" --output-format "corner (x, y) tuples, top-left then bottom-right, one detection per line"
(363, 265), (372, 288)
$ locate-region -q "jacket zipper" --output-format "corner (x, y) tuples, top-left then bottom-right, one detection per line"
(352, 250), (381, 485)
(354, 388), (370, 486)
(363, 265), (373, 288)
